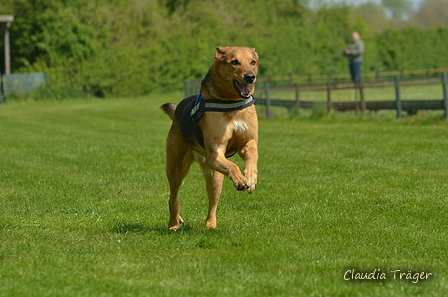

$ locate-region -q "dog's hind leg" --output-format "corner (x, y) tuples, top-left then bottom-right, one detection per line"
(199, 158), (224, 229)
(165, 125), (193, 230)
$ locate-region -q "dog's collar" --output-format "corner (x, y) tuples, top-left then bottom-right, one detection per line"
(190, 93), (255, 120)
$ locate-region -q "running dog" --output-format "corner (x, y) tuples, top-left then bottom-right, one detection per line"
(161, 46), (259, 230)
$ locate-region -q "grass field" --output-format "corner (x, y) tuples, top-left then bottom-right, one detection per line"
(0, 94), (447, 296)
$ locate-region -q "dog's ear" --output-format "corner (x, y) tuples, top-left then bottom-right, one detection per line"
(250, 48), (259, 60)
(215, 47), (228, 61)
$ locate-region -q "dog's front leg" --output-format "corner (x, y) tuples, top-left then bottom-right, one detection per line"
(239, 139), (258, 194)
(206, 147), (249, 191)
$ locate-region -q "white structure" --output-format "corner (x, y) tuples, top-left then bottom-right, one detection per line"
(0, 15), (14, 74)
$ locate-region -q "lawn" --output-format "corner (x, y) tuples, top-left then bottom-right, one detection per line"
(0, 94), (447, 296)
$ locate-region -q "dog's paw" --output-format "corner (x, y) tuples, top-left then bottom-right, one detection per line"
(234, 179), (257, 193)
(205, 219), (217, 229)
(245, 175), (257, 194)
(247, 184), (256, 194)
(231, 172), (256, 192)
(234, 179), (250, 191)
(168, 217), (184, 231)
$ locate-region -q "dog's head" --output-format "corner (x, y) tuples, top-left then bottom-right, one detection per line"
(214, 46), (259, 99)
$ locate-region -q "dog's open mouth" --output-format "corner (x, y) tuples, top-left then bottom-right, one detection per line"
(233, 80), (252, 98)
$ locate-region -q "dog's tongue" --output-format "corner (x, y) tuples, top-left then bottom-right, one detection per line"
(239, 83), (251, 96)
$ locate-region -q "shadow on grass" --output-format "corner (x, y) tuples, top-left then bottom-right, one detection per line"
(110, 223), (226, 249)
(110, 222), (226, 239)
(112, 223), (150, 234)
(111, 223), (195, 235)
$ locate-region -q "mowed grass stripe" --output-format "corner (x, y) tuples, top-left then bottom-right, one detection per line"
(0, 95), (447, 296)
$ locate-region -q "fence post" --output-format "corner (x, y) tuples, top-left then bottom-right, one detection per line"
(354, 85), (360, 116)
(326, 82), (332, 115)
(264, 81), (272, 119)
(4, 20), (12, 75)
(183, 80), (189, 98)
(359, 84), (366, 113)
(0, 75), (3, 104)
(442, 72), (448, 120)
(395, 76), (403, 119)
(294, 83), (300, 110)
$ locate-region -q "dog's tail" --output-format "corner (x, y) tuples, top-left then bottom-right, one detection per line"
(160, 103), (176, 121)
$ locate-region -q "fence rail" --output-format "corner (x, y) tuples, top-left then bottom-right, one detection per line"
(184, 69), (448, 120)
(257, 67), (448, 85)
(258, 73), (448, 119)
(184, 68), (448, 97)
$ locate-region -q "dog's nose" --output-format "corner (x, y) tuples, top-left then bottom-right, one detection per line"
(244, 73), (256, 83)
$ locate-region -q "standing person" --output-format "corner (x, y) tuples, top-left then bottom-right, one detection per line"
(343, 32), (365, 86)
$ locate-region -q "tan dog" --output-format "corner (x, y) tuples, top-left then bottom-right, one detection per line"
(160, 46), (259, 230)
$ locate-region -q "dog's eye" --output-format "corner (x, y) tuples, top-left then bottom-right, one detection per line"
(230, 60), (240, 66)
(250, 60), (257, 66)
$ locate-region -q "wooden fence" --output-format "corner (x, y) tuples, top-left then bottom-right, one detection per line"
(258, 73), (448, 119)
(184, 69), (448, 119)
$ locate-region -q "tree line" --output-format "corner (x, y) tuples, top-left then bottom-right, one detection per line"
(0, 0), (447, 98)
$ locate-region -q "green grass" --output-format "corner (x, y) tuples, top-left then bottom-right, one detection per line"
(0, 94), (447, 296)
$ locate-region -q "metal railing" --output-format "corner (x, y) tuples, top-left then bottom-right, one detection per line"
(0, 72), (47, 104)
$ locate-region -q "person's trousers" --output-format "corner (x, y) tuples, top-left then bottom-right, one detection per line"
(349, 61), (362, 85)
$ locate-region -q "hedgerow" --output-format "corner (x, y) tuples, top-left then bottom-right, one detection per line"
(1, 0), (447, 97)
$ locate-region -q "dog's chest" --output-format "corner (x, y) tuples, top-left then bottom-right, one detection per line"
(228, 119), (249, 135)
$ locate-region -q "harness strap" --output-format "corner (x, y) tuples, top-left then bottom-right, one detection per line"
(188, 93), (255, 157)
(190, 93), (255, 121)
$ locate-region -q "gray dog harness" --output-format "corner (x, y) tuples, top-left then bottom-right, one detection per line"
(190, 93), (255, 122)
(175, 93), (255, 154)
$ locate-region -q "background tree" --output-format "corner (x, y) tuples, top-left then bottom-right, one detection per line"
(411, 0), (448, 28)
(351, 1), (389, 33)
(381, 0), (414, 19)
(1, 0), (448, 98)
